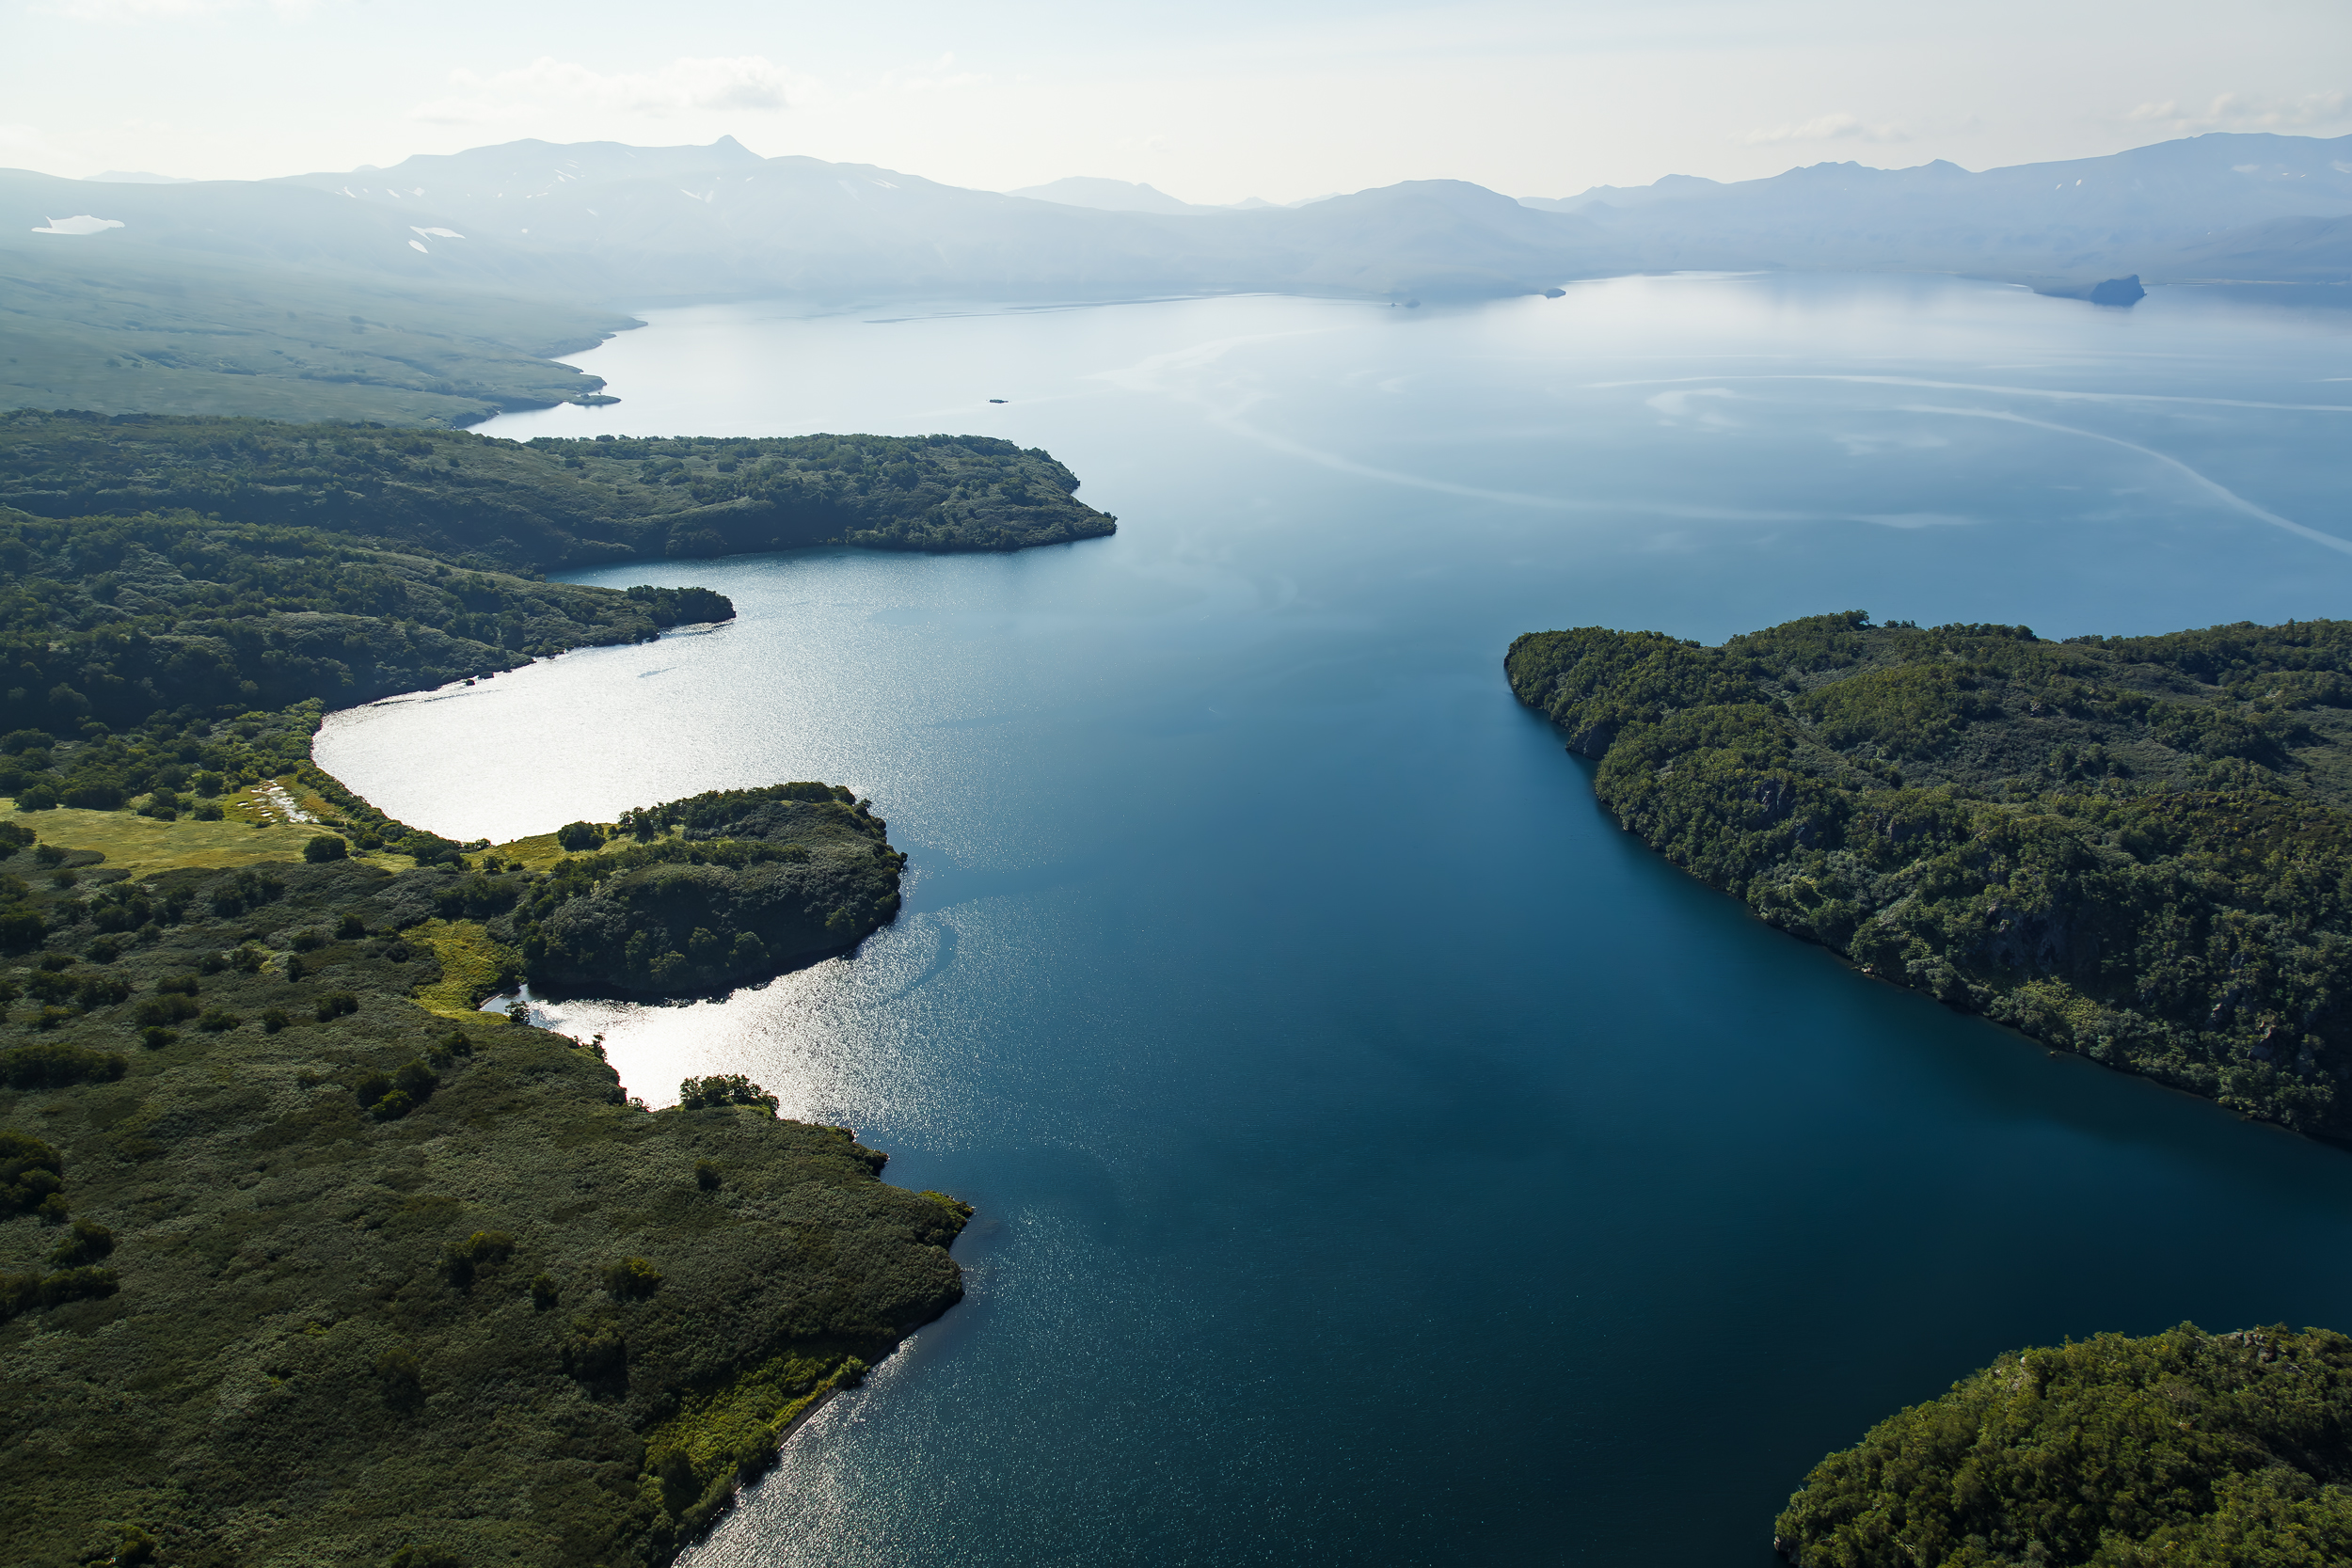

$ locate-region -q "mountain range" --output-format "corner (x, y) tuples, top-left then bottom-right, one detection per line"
(1523, 131), (2352, 287)
(4, 129), (2346, 426)
(1004, 176), (1284, 215)
(9, 130), (2350, 311)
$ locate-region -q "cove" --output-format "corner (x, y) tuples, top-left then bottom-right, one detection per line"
(315, 276), (2352, 1565)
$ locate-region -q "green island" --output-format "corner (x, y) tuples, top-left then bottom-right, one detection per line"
(0, 407), (1120, 1565)
(1774, 1323), (2352, 1566)
(1507, 611), (2352, 1144)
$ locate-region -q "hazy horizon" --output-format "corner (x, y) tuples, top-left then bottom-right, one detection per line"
(5, 0), (2347, 205)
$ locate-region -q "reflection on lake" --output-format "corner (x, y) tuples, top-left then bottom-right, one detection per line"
(317, 276), (2352, 1565)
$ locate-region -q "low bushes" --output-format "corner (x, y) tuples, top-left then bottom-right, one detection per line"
(677, 1074), (778, 1115)
(0, 1040), (127, 1088)
(0, 1264), (118, 1321)
(0, 1130), (64, 1216)
(601, 1257), (663, 1300)
(437, 1230), (516, 1291)
(355, 1058), (438, 1121)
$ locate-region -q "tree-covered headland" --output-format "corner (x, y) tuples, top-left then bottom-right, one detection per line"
(1506, 612), (2352, 1143)
(0, 797), (966, 1567)
(0, 410), (1118, 572)
(1775, 1323), (2352, 1566)
(0, 409), (1092, 1563)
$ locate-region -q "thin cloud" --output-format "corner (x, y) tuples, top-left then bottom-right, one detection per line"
(1739, 112), (1911, 147)
(412, 55), (798, 125)
(876, 54), (985, 96)
(0, 123), (60, 156)
(2125, 90), (2348, 133)
(42, 0), (314, 19)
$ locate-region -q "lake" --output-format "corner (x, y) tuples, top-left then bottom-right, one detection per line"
(314, 275), (2352, 1565)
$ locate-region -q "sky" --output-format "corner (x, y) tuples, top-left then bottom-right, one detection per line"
(3, 0), (2347, 202)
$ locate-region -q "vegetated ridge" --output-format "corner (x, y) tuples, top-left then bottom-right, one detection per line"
(521, 784), (903, 999)
(0, 498), (731, 736)
(1774, 1323), (2352, 1566)
(0, 772), (964, 1567)
(0, 221), (637, 428)
(1505, 612), (2352, 1143)
(0, 411), (1118, 571)
(0, 451), (981, 1561)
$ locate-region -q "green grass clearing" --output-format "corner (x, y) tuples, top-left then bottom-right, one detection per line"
(3, 784), (403, 877)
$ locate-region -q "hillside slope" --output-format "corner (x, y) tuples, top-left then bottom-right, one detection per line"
(0, 174), (634, 427)
(1508, 612), (2352, 1142)
(0, 793), (964, 1568)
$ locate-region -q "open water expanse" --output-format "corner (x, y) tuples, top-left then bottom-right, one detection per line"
(315, 276), (2352, 1565)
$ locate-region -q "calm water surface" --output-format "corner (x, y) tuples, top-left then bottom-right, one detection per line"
(316, 276), (2352, 1565)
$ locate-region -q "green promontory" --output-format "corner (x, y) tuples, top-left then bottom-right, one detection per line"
(0, 411), (1014, 1563)
(1506, 613), (2352, 1143)
(0, 411), (1118, 572)
(0, 499), (732, 735)
(0, 790), (963, 1568)
(520, 784), (904, 998)
(1775, 1324), (2352, 1567)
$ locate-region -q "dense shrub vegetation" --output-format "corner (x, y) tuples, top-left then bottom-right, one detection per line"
(0, 412), (1025, 1565)
(1775, 1323), (2352, 1566)
(0, 806), (965, 1566)
(0, 411), (1117, 572)
(1508, 613), (2352, 1143)
(522, 784), (905, 997)
(679, 1074), (781, 1114)
(0, 500), (734, 734)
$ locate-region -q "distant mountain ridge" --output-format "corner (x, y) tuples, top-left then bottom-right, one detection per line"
(8, 130), (2348, 324)
(1006, 177), (1279, 215)
(6, 129), (2351, 427)
(250, 138), (1611, 302)
(1521, 132), (2352, 288)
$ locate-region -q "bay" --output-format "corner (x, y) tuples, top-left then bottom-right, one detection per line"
(314, 274), (2352, 1565)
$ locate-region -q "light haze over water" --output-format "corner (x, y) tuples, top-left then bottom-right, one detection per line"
(317, 276), (2352, 1564)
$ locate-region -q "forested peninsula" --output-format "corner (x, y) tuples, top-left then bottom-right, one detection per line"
(0, 413), (1083, 1564)
(1506, 612), (2352, 1144)
(0, 410), (1118, 570)
(1775, 1323), (2352, 1566)
(0, 765), (965, 1568)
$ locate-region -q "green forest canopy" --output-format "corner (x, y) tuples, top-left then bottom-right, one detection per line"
(0, 411), (1118, 572)
(0, 501), (732, 738)
(1505, 612), (2352, 1145)
(0, 487), (962, 1563)
(1775, 1323), (2352, 1568)
(0, 807), (967, 1568)
(0, 406), (1127, 1561)
(0, 239), (633, 428)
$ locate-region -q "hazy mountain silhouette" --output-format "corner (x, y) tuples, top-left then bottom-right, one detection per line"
(1007, 178), (1285, 215)
(6, 131), (2347, 320)
(1522, 132), (2352, 290)
(1009, 177), (1218, 214)
(246, 138), (1619, 300)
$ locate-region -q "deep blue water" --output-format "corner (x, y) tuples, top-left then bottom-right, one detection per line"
(314, 276), (2352, 1565)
